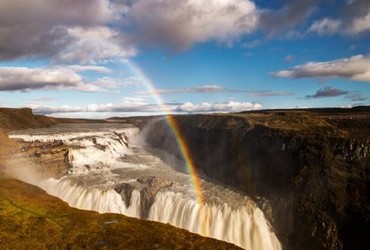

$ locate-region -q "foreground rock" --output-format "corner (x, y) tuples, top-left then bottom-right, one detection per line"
(144, 107), (370, 250)
(115, 176), (173, 219)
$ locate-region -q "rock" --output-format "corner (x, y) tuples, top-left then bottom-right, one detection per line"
(137, 176), (173, 188)
(114, 176), (172, 218)
(11, 140), (70, 179)
(114, 183), (135, 208)
(137, 176), (172, 219)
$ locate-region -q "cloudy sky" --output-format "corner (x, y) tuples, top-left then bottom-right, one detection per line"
(0, 0), (369, 118)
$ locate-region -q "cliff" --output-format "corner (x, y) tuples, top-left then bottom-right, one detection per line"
(143, 108), (370, 250)
(0, 107), (56, 131)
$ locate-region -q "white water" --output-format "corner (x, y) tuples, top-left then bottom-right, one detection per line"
(10, 125), (140, 173)
(40, 178), (142, 218)
(149, 191), (281, 250)
(10, 124), (282, 250)
(39, 177), (281, 250)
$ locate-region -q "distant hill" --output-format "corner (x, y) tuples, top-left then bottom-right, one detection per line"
(239, 106), (370, 114)
(0, 107), (56, 131)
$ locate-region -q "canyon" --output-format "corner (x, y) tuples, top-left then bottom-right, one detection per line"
(1, 107), (369, 249)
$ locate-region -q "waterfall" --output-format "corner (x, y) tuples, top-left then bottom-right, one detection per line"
(40, 178), (281, 250)
(11, 125), (282, 249)
(149, 191), (281, 250)
(40, 178), (141, 218)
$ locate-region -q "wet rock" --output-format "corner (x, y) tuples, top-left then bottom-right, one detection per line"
(114, 177), (172, 218)
(137, 176), (172, 219)
(114, 183), (134, 208)
(137, 176), (173, 188)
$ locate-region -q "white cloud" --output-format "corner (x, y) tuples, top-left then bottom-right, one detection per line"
(176, 101), (262, 113)
(0, 65), (147, 92)
(272, 55), (370, 83)
(32, 100), (263, 117)
(34, 102), (166, 115)
(54, 27), (137, 64)
(68, 65), (112, 74)
(94, 76), (142, 89)
(0, 66), (102, 92)
(124, 0), (258, 50)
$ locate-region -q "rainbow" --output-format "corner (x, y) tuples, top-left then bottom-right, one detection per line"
(125, 60), (209, 234)
(124, 60), (205, 205)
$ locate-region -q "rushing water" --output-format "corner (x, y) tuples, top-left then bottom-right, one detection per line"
(9, 124), (281, 250)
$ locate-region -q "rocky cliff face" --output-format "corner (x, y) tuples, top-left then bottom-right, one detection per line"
(143, 109), (370, 250)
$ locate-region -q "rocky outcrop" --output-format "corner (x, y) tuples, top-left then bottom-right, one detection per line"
(0, 140), (71, 178)
(115, 183), (135, 208)
(137, 176), (172, 218)
(115, 176), (173, 219)
(143, 110), (370, 250)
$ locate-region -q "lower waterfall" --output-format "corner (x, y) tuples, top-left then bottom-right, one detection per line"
(40, 178), (281, 250)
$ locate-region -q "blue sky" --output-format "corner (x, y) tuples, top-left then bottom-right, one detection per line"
(0, 0), (369, 118)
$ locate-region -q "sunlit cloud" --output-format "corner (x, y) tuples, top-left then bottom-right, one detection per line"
(272, 55), (370, 83)
(176, 101), (262, 113)
(0, 66), (100, 92)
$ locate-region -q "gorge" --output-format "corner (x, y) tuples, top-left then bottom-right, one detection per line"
(1, 107), (369, 249)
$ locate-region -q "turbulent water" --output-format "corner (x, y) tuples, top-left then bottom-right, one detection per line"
(10, 123), (281, 250)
